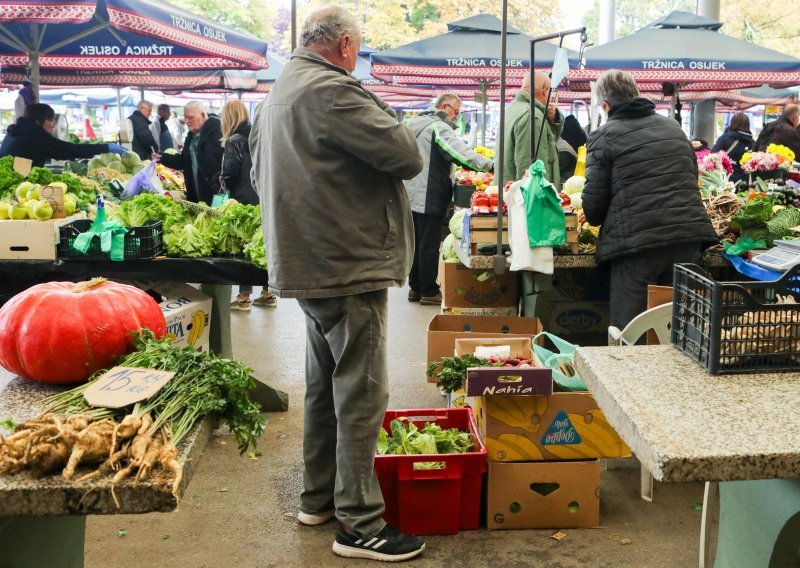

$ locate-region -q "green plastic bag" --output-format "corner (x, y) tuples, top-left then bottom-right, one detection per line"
(724, 238), (766, 256)
(520, 160), (566, 247)
(532, 332), (587, 392)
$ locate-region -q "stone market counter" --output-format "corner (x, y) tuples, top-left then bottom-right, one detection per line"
(574, 345), (800, 567)
(0, 369), (213, 566)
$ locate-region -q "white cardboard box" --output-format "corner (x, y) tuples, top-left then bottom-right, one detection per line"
(0, 212), (87, 260)
(126, 281), (213, 352)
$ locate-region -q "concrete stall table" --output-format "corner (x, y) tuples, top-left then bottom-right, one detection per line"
(0, 257), (287, 412)
(0, 369), (214, 567)
(575, 345), (800, 567)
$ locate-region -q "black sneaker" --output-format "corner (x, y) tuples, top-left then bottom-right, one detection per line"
(332, 523), (425, 562)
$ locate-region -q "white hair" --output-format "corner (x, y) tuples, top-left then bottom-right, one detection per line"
(300, 6), (360, 49)
(595, 70), (641, 108)
(137, 100), (153, 111)
(184, 100), (207, 115)
(435, 93), (461, 109)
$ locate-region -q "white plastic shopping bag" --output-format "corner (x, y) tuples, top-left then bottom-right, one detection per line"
(507, 178), (554, 274)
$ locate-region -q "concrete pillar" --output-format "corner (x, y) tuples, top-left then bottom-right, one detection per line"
(599, 0), (616, 45)
(694, 0), (721, 143)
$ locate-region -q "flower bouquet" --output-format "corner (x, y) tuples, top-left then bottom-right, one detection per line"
(740, 144), (796, 186)
(696, 150), (734, 196)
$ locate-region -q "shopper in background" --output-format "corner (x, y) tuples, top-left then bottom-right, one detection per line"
(0, 103), (125, 167)
(14, 81), (35, 120)
(557, 114), (588, 182)
(582, 69), (717, 329)
(690, 138), (709, 152)
(404, 92), (493, 306)
(251, 6), (425, 562)
(754, 104), (800, 156)
(159, 101), (223, 205)
(220, 99), (277, 312)
(712, 112), (754, 185)
(156, 104), (176, 151)
(499, 69), (564, 187)
(166, 111), (185, 149)
(128, 100), (160, 160)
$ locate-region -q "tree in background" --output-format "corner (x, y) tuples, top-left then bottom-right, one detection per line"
(582, 0), (800, 58)
(170, 0), (275, 40)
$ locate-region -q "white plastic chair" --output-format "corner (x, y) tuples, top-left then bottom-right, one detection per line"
(607, 303), (673, 502)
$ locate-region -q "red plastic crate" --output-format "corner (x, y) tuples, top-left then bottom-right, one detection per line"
(374, 407), (488, 536)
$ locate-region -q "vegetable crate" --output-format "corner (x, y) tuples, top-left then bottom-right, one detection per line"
(454, 184), (476, 208)
(374, 408), (487, 536)
(59, 219), (164, 261)
(468, 214), (507, 254)
(563, 214), (579, 254)
(672, 263), (800, 374)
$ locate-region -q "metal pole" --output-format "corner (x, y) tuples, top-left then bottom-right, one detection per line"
(481, 79), (488, 147)
(494, 0), (508, 275)
(115, 88), (123, 144)
(694, 0), (720, 143)
(599, 0), (616, 45)
(291, 0), (297, 51)
(29, 51), (40, 102)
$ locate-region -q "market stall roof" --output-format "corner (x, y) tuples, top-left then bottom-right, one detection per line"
(570, 11), (800, 92)
(370, 14), (578, 88)
(0, 0), (268, 95)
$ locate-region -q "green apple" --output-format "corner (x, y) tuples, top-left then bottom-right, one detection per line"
(15, 182), (32, 201)
(33, 200), (53, 220)
(26, 184), (41, 201)
(9, 202), (28, 220)
(26, 199), (39, 219)
(64, 198), (76, 216)
(0, 201), (9, 220)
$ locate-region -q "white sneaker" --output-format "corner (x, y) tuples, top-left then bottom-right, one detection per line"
(297, 509), (336, 526)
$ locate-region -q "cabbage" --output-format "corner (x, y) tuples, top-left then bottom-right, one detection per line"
(570, 193), (583, 210)
(563, 175), (585, 195)
(120, 152), (140, 172)
(449, 209), (467, 239)
(441, 234), (460, 262)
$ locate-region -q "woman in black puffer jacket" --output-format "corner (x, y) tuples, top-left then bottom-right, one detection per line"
(712, 113), (754, 185)
(582, 70), (718, 329)
(220, 100), (276, 310)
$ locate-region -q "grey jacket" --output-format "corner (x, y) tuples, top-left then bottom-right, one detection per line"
(250, 47), (424, 299)
(404, 109), (493, 217)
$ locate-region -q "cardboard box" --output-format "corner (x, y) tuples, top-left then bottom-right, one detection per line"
(148, 283), (213, 351)
(455, 338), (552, 397)
(426, 314), (542, 383)
(440, 260), (518, 310)
(0, 213), (86, 260)
(542, 301), (610, 336)
(487, 459), (600, 529)
(647, 285), (673, 345)
(474, 392), (630, 462)
(442, 306), (518, 317)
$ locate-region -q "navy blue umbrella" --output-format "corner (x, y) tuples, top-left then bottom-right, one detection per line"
(0, 0), (268, 96)
(572, 11), (800, 92)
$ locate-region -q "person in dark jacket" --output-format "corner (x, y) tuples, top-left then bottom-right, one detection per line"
(156, 104), (176, 152)
(0, 103), (124, 167)
(582, 70), (718, 329)
(403, 93), (493, 305)
(557, 115), (588, 182)
(220, 99), (277, 311)
(158, 101), (224, 205)
(754, 104), (800, 156)
(712, 112), (754, 185)
(128, 101), (159, 160)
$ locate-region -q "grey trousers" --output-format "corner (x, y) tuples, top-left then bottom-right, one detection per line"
(296, 288), (389, 538)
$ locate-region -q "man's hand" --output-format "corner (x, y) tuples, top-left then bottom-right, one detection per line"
(151, 151), (161, 161)
(546, 103), (558, 122)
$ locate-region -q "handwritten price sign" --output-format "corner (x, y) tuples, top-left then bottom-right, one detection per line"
(83, 367), (175, 408)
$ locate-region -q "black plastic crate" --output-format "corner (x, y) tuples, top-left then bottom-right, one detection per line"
(453, 184), (476, 208)
(671, 263), (800, 374)
(59, 219), (163, 261)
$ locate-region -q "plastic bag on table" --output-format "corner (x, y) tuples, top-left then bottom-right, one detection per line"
(520, 160), (566, 247)
(532, 332), (587, 391)
(507, 177), (553, 273)
(120, 160), (163, 200)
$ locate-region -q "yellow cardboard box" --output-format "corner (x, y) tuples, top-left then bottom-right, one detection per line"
(474, 393), (630, 462)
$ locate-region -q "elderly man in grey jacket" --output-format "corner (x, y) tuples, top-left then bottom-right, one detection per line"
(250, 6), (425, 563)
(404, 93), (493, 305)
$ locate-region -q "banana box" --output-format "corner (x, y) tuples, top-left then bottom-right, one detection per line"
(130, 282), (212, 352)
(474, 393), (630, 462)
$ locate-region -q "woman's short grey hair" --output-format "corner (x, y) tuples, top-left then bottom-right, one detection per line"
(435, 93), (461, 110)
(300, 6), (360, 49)
(595, 70), (640, 107)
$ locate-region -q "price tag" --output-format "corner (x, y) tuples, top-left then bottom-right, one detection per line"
(40, 184), (66, 219)
(83, 366), (175, 409)
(12, 156), (32, 177)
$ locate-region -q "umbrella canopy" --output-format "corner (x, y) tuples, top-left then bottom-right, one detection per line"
(371, 14), (577, 88)
(0, 0), (268, 96)
(571, 11), (800, 92)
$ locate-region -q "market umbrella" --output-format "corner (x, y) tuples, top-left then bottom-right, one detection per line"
(0, 0), (269, 98)
(571, 11), (800, 93)
(371, 14), (578, 145)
